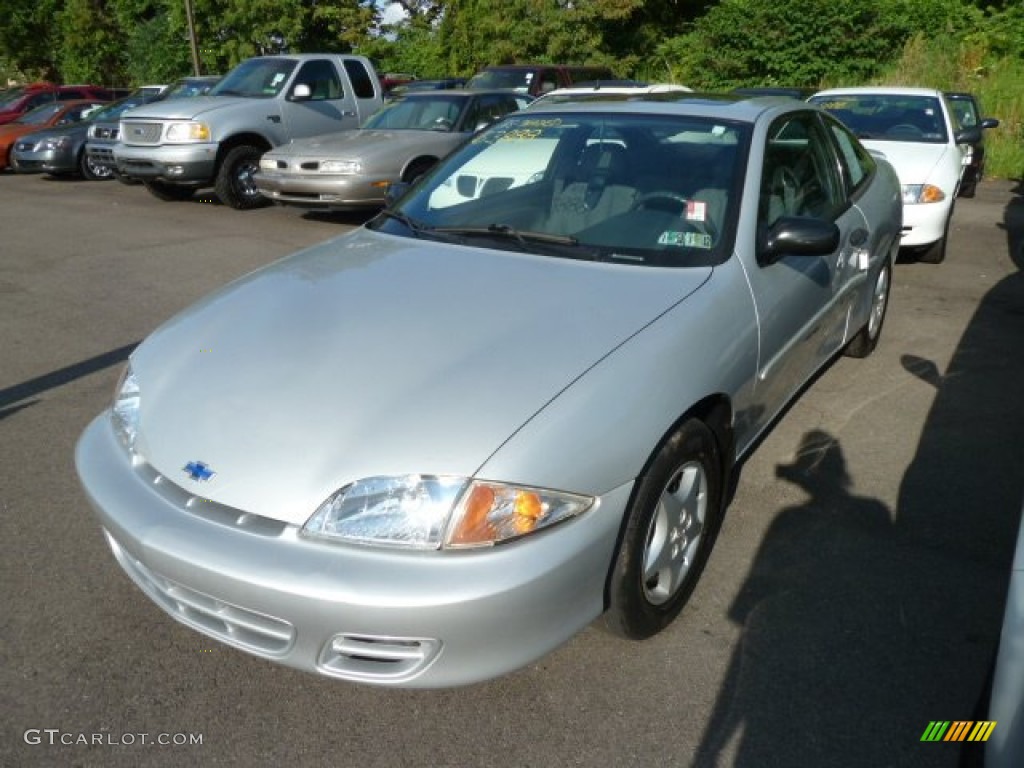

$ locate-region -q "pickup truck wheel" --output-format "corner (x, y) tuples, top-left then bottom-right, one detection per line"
(144, 180), (195, 201)
(215, 145), (269, 210)
(79, 150), (113, 181)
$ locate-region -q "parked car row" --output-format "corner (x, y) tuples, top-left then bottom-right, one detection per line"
(2, 67), (1000, 269)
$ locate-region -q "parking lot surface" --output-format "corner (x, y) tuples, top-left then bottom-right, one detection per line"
(2, 175), (1023, 767)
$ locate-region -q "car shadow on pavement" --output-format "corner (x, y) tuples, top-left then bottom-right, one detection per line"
(692, 185), (1024, 767)
(0, 342), (138, 420)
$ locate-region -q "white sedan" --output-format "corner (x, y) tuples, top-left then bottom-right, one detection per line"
(810, 86), (977, 264)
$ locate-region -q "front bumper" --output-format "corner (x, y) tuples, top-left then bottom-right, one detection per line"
(113, 143), (216, 184)
(75, 414), (627, 688)
(899, 198), (954, 248)
(253, 170), (388, 210)
(86, 141), (118, 172)
(10, 146), (57, 173)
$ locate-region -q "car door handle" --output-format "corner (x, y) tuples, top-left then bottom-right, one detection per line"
(266, 115), (281, 123)
(341, 110), (356, 117)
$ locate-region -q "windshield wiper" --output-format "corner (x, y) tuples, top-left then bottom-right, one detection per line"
(375, 208), (433, 238)
(434, 223), (579, 246)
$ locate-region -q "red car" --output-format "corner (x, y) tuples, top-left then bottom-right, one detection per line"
(0, 84), (112, 125)
(0, 100), (107, 170)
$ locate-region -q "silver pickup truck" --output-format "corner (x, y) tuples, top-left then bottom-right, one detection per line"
(114, 54), (383, 209)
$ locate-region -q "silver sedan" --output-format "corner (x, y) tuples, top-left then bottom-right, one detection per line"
(253, 89), (532, 211)
(76, 94), (902, 688)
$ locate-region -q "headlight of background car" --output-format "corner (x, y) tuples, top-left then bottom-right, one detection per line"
(111, 363), (140, 450)
(319, 159), (361, 174)
(902, 184), (945, 205)
(42, 136), (71, 151)
(165, 122), (211, 142)
(303, 475), (592, 550)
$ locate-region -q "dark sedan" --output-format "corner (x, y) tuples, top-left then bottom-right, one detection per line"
(11, 92), (158, 179)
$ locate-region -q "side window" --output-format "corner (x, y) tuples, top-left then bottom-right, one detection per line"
(58, 90), (85, 100)
(465, 94), (517, 131)
(343, 60), (377, 99)
(826, 116), (875, 195)
(294, 60), (343, 100)
(759, 112), (844, 228)
(27, 93), (55, 109)
(537, 70), (560, 94)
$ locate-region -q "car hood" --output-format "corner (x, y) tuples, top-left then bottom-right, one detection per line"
(120, 96), (253, 121)
(270, 130), (463, 162)
(859, 140), (958, 186)
(16, 123), (88, 143)
(131, 228), (711, 525)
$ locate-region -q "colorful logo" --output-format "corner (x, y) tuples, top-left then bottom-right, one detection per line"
(921, 721), (996, 742)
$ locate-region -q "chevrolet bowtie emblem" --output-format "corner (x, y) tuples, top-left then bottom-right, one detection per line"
(183, 461), (215, 482)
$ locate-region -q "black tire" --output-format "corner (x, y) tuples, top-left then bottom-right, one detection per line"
(918, 205), (953, 264)
(605, 418), (723, 639)
(844, 255), (892, 358)
(79, 150), (112, 181)
(214, 144), (269, 210)
(144, 179), (195, 201)
(114, 171), (141, 186)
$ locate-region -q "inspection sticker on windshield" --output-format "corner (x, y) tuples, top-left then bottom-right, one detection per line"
(686, 200), (707, 222)
(658, 231), (712, 248)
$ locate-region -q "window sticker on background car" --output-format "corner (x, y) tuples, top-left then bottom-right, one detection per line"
(686, 200), (707, 222)
(658, 231), (713, 248)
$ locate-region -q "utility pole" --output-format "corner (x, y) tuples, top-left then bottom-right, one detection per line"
(184, 0), (201, 76)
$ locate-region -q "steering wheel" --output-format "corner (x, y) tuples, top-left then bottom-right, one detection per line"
(633, 190), (718, 241)
(632, 190), (689, 213)
(886, 123), (924, 138)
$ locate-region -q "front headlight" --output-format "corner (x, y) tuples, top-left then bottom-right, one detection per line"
(111, 363), (140, 450)
(319, 159), (360, 174)
(303, 475), (592, 550)
(42, 136), (71, 151)
(902, 184), (946, 205)
(165, 122), (211, 142)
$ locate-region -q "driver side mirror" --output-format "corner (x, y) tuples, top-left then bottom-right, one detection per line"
(759, 216), (840, 266)
(954, 127), (982, 145)
(290, 83), (312, 102)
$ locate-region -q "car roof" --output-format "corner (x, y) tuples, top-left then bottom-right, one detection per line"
(811, 85), (944, 98)
(522, 91), (808, 123)
(397, 89), (523, 99)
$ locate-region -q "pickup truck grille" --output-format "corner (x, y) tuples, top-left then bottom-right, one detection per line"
(120, 121), (163, 146)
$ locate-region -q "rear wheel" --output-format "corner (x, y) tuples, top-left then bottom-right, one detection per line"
(605, 419), (723, 639)
(215, 144), (269, 210)
(844, 255), (891, 358)
(144, 180), (195, 201)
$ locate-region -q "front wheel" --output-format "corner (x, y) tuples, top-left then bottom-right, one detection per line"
(918, 205), (953, 264)
(79, 150), (113, 181)
(215, 145), (269, 210)
(605, 419), (723, 639)
(843, 255), (892, 358)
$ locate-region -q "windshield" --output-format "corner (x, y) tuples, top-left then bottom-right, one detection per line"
(809, 93), (949, 143)
(363, 95), (466, 131)
(90, 97), (149, 122)
(0, 88), (29, 110)
(210, 58), (296, 99)
(163, 78), (219, 100)
(16, 103), (65, 125)
(467, 70), (532, 93)
(370, 111), (745, 267)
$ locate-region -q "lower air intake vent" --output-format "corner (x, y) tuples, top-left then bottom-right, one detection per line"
(318, 633), (442, 683)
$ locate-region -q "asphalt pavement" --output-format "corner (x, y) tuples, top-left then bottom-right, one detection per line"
(2, 174), (1022, 768)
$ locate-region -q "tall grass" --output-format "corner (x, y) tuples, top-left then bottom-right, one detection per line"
(877, 34), (1024, 180)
